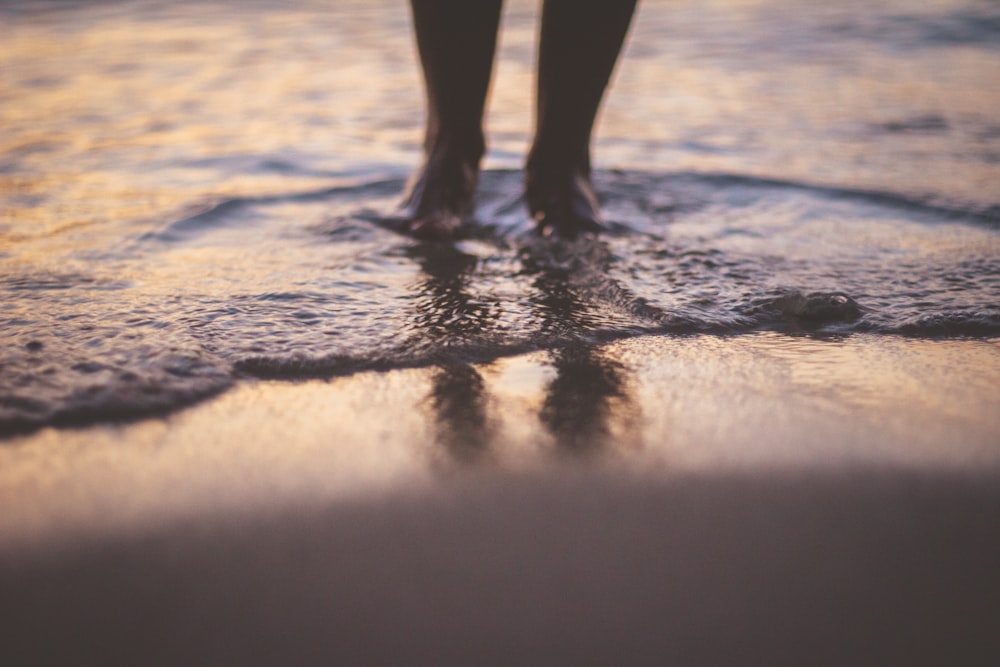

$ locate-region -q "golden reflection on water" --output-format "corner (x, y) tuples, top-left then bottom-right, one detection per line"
(2, 0), (418, 251)
(5, 0), (1000, 256)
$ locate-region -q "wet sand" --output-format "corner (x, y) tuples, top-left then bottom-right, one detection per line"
(3, 334), (999, 664)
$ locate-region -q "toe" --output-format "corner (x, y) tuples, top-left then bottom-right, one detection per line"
(409, 212), (463, 242)
(535, 212), (603, 240)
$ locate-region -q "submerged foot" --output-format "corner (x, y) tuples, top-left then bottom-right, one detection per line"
(525, 166), (604, 240)
(399, 149), (479, 242)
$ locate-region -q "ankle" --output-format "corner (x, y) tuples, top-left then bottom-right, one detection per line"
(424, 126), (486, 169)
(525, 138), (590, 180)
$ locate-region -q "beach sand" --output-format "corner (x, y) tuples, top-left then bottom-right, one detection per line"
(3, 333), (999, 664)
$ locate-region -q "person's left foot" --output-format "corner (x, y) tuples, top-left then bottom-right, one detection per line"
(524, 166), (604, 239)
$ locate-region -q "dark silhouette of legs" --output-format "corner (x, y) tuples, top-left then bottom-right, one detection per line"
(526, 0), (637, 238)
(403, 0), (637, 240)
(402, 0), (503, 240)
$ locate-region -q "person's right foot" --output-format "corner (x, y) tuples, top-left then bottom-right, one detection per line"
(399, 149), (480, 242)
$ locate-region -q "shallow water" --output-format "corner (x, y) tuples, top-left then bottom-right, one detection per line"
(2, 0), (999, 434)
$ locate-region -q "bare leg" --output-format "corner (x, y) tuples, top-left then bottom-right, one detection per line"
(526, 0), (637, 238)
(402, 0), (503, 241)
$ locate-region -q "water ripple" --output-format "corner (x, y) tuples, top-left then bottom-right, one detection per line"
(2, 169), (997, 436)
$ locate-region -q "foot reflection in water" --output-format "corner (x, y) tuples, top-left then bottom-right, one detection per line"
(407, 244), (498, 344)
(408, 244), (496, 462)
(525, 243), (633, 455)
(541, 345), (630, 455)
(429, 362), (490, 464)
(409, 239), (637, 462)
